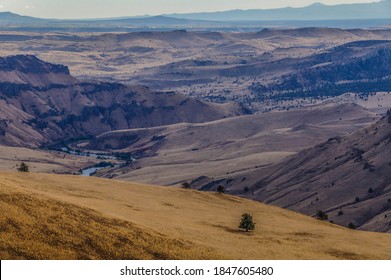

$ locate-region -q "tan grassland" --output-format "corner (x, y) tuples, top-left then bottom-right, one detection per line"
(0, 145), (100, 174)
(1, 172), (390, 260)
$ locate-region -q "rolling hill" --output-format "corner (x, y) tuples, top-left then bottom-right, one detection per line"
(1, 172), (391, 260)
(0, 12), (43, 24)
(82, 102), (377, 185)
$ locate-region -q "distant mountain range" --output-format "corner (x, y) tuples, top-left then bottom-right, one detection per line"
(167, 1), (391, 21)
(0, 1), (390, 31)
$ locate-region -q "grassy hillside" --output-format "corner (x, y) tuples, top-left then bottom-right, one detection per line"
(1, 172), (391, 260)
(0, 176), (221, 260)
(0, 145), (101, 174)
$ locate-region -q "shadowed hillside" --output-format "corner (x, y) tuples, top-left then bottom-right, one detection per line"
(204, 110), (391, 232)
(0, 55), (247, 147)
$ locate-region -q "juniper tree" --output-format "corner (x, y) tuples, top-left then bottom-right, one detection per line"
(181, 182), (191, 189)
(217, 185), (225, 194)
(17, 162), (29, 172)
(239, 213), (255, 232)
(315, 210), (328, 220)
(348, 222), (357, 230)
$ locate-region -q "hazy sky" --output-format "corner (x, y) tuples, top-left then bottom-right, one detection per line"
(0, 1), (382, 19)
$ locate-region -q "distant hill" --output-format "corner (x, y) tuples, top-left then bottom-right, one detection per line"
(96, 15), (218, 26)
(0, 12), (43, 24)
(0, 12), (211, 26)
(0, 12), (222, 32)
(167, 1), (391, 21)
(1, 172), (391, 259)
(251, 40), (391, 100)
(1, 2), (391, 32)
(0, 55), (247, 147)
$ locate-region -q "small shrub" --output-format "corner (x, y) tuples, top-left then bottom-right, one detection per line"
(348, 222), (357, 230)
(17, 162), (29, 172)
(181, 182), (191, 189)
(355, 197), (360, 203)
(368, 188), (374, 194)
(315, 210), (328, 220)
(338, 210), (344, 216)
(238, 213), (255, 232)
(217, 185), (225, 194)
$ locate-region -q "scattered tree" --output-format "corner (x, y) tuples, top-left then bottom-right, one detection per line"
(368, 188), (374, 194)
(239, 213), (255, 232)
(181, 182), (191, 189)
(338, 210), (344, 216)
(348, 222), (357, 230)
(217, 185), (225, 194)
(315, 210), (328, 220)
(355, 197), (360, 203)
(17, 162), (29, 172)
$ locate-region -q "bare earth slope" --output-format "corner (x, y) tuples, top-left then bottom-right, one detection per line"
(1, 172), (391, 260)
(87, 102), (377, 185)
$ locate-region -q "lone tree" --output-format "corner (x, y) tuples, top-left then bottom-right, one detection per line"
(315, 210), (328, 220)
(348, 222), (357, 230)
(17, 162), (29, 172)
(181, 182), (191, 189)
(217, 185), (225, 194)
(238, 213), (255, 232)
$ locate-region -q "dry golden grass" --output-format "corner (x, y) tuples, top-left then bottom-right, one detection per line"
(0, 145), (100, 174)
(0, 182), (221, 260)
(1, 172), (391, 260)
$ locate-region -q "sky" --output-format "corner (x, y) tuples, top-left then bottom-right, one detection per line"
(0, 1), (382, 19)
